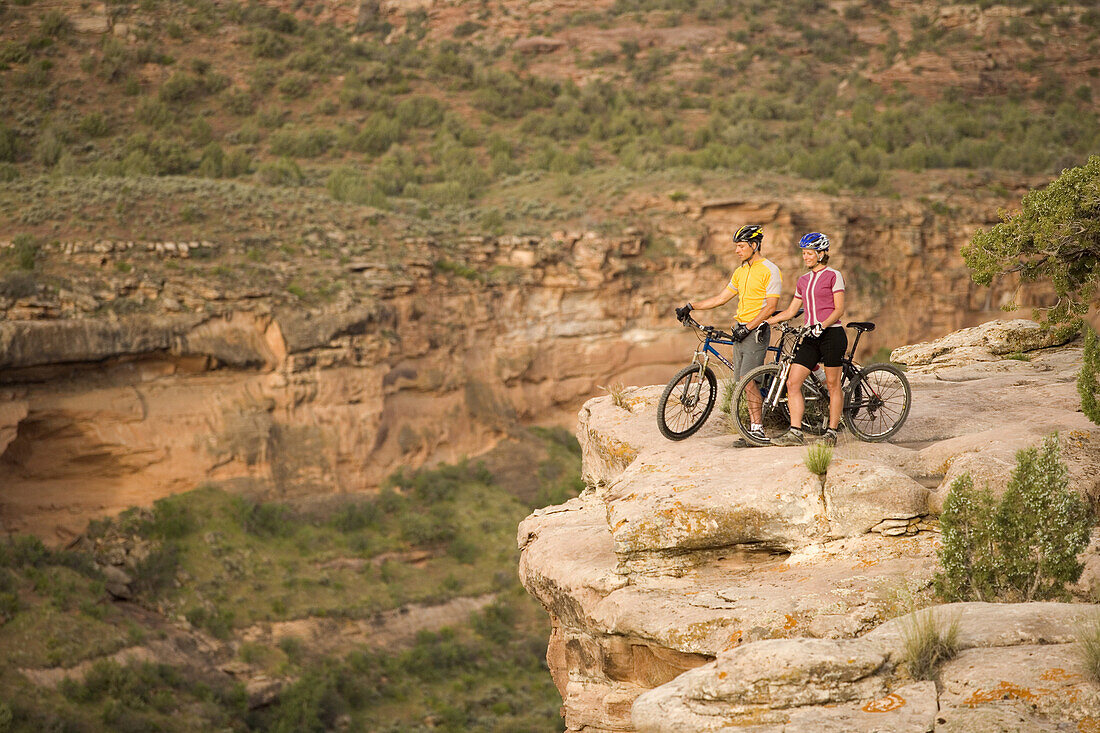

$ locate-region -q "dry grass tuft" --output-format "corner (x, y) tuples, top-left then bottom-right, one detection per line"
(803, 442), (834, 475)
(901, 609), (960, 680)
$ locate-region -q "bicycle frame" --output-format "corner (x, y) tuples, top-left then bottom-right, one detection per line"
(691, 331), (785, 373)
(763, 323), (871, 412)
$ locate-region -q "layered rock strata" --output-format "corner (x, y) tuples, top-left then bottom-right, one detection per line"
(518, 321), (1097, 732)
(0, 188), (1054, 541)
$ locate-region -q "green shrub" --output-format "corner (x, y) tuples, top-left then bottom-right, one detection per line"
(277, 73), (313, 99)
(0, 40), (29, 66)
(935, 434), (1091, 602)
(130, 544), (180, 596)
(269, 127), (334, 158)
(394, 96), (445, 128)
(222, 88), (255, 115)
(326, 166), (386, 206)
(40, 9), (72, 37)
(185, 606), (235, 638)
(1079, 326), (1100, 424)
(250, 28), (290, 59)
(0, 123), (16, 163)
(222, 148), (252, 177)
(145, 496), (196, 540)
(11, 233), (39, 270)
(198, 143), (225, 177)
(158, 72), (203, 103)
(0, 270), (37, 297)
(350, 113), (402, 155)
(134, 97), (173, 127)
(329, 501), (381, 533)
(33, 129), (64, 167)
(78, 112), (112, 138)
(0, 588), (20, 623)
(256, 157), (303, 186)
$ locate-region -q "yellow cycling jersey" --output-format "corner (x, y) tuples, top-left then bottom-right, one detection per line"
(726, 257), (783, 324)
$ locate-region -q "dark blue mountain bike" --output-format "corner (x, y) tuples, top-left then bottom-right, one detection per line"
(656, 314), (788, 440)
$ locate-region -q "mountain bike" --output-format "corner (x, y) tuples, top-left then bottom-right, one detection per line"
(656, 315), (786, 440)
(729, 321), (911, 445)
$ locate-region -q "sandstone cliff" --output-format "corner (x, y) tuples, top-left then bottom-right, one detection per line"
(518, 320), (1100, 732)
(0, 191), (1051, 542)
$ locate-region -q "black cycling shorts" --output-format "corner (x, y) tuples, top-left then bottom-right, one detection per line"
(793, 327), (848, 369)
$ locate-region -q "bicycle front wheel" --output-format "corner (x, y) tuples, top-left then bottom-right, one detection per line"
(843, 363), (912, 442)
(657, 364), (717, 440)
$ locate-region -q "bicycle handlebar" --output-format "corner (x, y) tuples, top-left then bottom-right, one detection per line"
(678, 314), (733, 341)
(679, 312), (873, 340)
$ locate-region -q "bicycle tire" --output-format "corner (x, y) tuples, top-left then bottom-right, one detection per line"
(843, 363), (912, 442)
(657, 364), (718, 441)
(731, 365), (830, 445)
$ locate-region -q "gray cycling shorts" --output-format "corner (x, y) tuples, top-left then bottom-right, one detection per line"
(730, 324), (769, 381)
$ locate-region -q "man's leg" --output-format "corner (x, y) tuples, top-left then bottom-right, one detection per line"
(738, 330), (769, 425)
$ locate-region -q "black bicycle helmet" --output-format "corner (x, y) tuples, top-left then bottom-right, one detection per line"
(733, 224), (764, 250)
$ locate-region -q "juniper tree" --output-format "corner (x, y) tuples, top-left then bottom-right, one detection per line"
(963, 156), (1100, 423)
(994, 434), (1090, 601)
(962, 155), (1100, 329)
(935, 473), (998, 602)
(935, 434), (1091, 602)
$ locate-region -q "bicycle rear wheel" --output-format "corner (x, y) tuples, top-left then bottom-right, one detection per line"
(731, 365), (829, 445)
(843, 363), (912, 442)
(657, 364), (717, 440)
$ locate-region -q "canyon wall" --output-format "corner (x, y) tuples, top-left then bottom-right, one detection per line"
(0, 193), (1045, 541)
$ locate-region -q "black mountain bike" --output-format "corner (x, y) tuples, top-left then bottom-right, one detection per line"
(729, 321), (911, 445)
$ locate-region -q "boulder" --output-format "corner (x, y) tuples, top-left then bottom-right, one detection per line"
(891, 319), (1076, 373)
(521, 323), (1100, 732)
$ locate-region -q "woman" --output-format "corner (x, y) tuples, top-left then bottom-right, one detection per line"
(766, 232), (846, 446)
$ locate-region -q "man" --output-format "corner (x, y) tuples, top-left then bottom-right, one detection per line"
(766, 232), (847, 447)
(675, 224), (782, 445)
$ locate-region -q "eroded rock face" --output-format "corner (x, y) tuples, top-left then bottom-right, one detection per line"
(0, 179), (1056, 542)
(633, 603), (1100, 733)
(519, 321), (1098, 732)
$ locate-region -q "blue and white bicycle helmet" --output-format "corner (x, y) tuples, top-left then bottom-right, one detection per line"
(798, 232), (830, 251)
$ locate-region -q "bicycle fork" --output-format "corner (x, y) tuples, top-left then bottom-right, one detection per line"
(683, 351), (711, 405)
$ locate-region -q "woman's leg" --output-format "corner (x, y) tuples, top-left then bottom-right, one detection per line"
(786, 364), (811, 429)
(824, 365), (843, 429)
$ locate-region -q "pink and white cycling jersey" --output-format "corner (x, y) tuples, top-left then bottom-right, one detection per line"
(795, 267), (845, 327)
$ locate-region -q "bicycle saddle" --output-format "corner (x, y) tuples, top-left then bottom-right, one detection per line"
(846, 321), (875, 332)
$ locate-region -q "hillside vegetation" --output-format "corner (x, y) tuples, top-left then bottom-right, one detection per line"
(1, 0), (1097, 310)
(1, 0), (1097, 246)
(0, 427), (582, 732)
